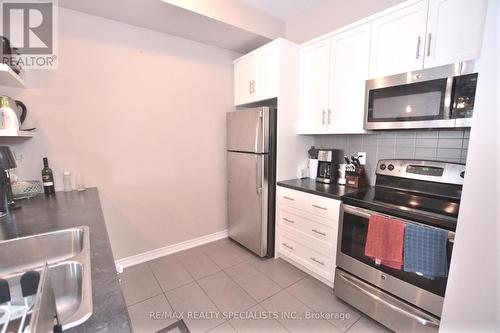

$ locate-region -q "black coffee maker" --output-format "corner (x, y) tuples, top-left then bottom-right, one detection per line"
(316, 149), (340, 184)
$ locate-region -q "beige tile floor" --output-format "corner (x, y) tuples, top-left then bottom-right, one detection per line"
(120, 238), (392, 333)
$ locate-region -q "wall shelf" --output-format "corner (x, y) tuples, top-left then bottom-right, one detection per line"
(0, 130), (34, 138)
(0, 64), (27, 88)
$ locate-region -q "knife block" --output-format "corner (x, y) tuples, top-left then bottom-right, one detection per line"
(346, 166), (367, 188)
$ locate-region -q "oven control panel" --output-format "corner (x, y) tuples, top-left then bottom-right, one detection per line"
(376, 159), (465, 185)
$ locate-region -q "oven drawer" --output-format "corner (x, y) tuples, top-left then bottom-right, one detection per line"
(279, 207), (337, 245)
(278, 186), (341, 221)
(279, 232), (334, 281)
(334, 269), (440, 333)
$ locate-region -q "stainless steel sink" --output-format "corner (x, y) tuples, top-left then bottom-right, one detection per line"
(0, 226), (92, 330)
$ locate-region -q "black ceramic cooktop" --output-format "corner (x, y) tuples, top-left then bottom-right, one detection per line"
(342, 186), (460, 230)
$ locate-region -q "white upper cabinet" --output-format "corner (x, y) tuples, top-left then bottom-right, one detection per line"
(299, 23), (371, 134)
(369, 1), (428, 78)
(298, 39), (331, 134)
(328, 23), (371, 134)
(255, 45), (280, 102)
(370, 0), (488, 78)
(424, 0), (488, 68)
(234, 55), (256, 106)
(234, 42), (279, 106)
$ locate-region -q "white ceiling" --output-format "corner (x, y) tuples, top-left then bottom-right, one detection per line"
(239, 0), (320, 21)
(60, 0), (273, 53)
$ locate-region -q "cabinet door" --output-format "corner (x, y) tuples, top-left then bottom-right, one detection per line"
(369, 1), (428, 78)
(255, 45), (280, 101)
(298, 39), (331, 134)
(328, 23), (371, 134)
(234, 55), (256, 106)
(424, 0), (488, 68)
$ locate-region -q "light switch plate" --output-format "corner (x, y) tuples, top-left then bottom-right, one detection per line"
(358, 152), (367, 165)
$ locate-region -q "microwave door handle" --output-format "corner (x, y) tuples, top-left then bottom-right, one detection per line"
(444, 77), (454, 119)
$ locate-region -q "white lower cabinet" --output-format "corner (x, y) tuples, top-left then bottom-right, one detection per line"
(276, 186), (340, 284)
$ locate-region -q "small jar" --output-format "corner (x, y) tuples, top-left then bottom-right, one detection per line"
(63, 171), (72, 192)
(75, 173), (86, 192)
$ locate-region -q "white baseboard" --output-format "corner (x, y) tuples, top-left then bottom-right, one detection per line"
(116, 229), (228, 269)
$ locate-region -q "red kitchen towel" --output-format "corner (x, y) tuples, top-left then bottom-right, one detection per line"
(364, 215), (405, 269)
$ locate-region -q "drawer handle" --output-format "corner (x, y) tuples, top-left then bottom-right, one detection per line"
(310, 257), (325, 266)
(312, 204), (327, 211)
(283, 218), (295, 224)
(282, 243), (294, 250)
(311, 229), (326, 236)
(283, 196), (295, 201)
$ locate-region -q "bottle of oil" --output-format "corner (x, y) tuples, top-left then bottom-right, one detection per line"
(41, 157), (55, 195)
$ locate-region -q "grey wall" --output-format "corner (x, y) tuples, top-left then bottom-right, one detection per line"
(0, 8), (239, 260)
(314, 129), (470, 184)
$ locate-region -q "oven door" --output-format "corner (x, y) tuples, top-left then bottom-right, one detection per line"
(336, 204), (454, 317)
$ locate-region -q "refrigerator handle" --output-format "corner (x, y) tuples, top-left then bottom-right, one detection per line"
(256, 155), (263, 195)
(255, 109), (264, 153)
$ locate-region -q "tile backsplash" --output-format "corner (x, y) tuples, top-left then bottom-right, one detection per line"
(314, 128), (470, 185)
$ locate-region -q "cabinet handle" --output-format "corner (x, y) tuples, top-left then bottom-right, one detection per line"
(312, 229), (327, 236)
(252, 80), (256, 94)
(327, 109), (331, 124)
(312, 204), (327, 211)
(310, 257), (325, 266)
(415, 36), (421, 59)
(283, 218), (295, 224)
(322, 110), (326, 125)
(426, 33), (432, 57)
(282, 243), (294, 250)
(249, 81), (252, 94)
(282, 196), (295, 201)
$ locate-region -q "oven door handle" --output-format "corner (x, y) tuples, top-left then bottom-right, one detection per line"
(342, 204), (456, 239)
(342, 204), (372, 219)
(337, 271), (441, 328)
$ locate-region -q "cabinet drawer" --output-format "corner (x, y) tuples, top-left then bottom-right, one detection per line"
(278, 187), (305, 210)
(279, 207), (337, 245)
(302, 244), (334, 274)
(279, 222), (335, 258)
(279, 233), (334, 281)
(278, 186), (341, 221)
(305, 193), (341, 221)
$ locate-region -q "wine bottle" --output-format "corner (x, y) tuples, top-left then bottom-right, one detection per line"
(42, 157), (55, 195)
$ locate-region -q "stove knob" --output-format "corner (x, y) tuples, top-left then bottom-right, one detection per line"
(460, 171), (465, 178)
(380, 164), (386, 170)
(388, 164), (395, 171)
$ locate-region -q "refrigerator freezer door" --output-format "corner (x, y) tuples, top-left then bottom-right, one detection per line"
(227, 107), (269, 153)
(227, 151), (268, 257)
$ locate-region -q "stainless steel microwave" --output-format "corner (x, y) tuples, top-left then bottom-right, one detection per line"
(364, 61), (478, 130)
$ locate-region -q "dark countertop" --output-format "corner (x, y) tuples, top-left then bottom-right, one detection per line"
(0, 188), (131, 333)
(277, 178), (362, 200)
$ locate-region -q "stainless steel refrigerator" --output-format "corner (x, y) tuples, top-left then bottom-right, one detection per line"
(227, 107), (276, 257)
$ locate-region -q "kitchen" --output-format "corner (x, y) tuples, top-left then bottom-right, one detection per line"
(0, 0), (498, 332)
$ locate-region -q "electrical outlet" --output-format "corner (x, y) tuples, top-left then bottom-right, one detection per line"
(358, 152), (367, 165)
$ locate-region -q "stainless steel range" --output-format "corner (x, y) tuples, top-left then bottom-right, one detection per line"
(335, 159), (465, 333)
